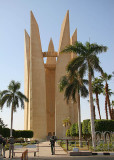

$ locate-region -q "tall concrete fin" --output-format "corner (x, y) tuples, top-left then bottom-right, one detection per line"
(30, 11), (47, 140)
(70, 29), (77, 59)
(24, 30), (30, 130)
(58, 10), (70, 53)
(46, 38), (56, 135)
(55, 10), (71, 138)
(48, 38), (54, 52)
(70, 29), (78, 123)
(71, 29), (77, 45)
(46, 38), (56, 64)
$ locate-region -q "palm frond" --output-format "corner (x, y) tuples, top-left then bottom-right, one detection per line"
(94, 62), (104, 74)
(0, 94), (12, 107)
(100, 72), (112, 81)
(78, 63), (87, 78)
(72, 88), (76, 102)
(16, 91), (29, 102)
(0, 90), (11, 97)
(6, 95), (13, 107)
(89, 43), (108, 55)
(61, 41), (87, 56)
(80, 85), (89, 97)
(67, 56), (84, 72)
(61, 45), (77, 54)
(59, 76), (68, 92)
(82, 79), (88, 85)
(92, 78), (104, 94)
(64, 83), (75, 104)
(8, 80), (21, 92)
(13, 96), (19, 108)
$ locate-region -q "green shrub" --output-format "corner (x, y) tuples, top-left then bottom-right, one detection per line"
(70, 123), (77, 137)
(75, 123), (79, 134)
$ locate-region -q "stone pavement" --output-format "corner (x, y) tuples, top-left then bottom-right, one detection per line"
(0, 141), (114, 160)
(39, 141), (67, 157)
(0, 141), (67, 159)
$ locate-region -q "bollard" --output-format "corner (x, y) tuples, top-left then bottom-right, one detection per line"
(88, 141), (89, 150)
(66, 139), (68, 151)
(21, 149), (28, 160)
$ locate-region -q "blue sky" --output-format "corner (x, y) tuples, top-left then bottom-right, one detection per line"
(0, 0), (114, 130)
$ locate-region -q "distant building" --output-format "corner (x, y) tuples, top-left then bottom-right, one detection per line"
(24, 11), (78, 140)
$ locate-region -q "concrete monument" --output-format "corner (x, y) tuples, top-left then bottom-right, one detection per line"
(24, 10), (78, 140)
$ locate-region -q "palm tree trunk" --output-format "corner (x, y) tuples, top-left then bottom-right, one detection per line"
(105, 96), (108, 119)
(96, 93), (101, 119)
(105, 82), (112, 119)
(93, 105), (96, 120)
(107, 95), (112, 119)
(88, 71), (96, 148)
(77, 93), (82, 147)
(10, 104), (13, 136)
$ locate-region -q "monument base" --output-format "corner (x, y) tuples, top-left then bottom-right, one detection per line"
(69, 151), (92, 156)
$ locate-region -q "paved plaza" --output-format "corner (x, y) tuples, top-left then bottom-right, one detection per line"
(0, 141), (114, 160)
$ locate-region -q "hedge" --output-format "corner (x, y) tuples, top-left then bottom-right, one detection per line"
(0, 126), (33, 138)
(89, 119), (114, 133)
(15, 130), (33, 138)
(66, 119), (114, 138)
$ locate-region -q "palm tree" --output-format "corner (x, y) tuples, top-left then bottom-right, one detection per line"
(61, 41), (107, 148)
(59, 72), (88, 147)
(62, 117), (71, 127)
(0, 80), (28, 136)
(111, 100), (114, 120)
(92, 78), (104, 119)
(62, 117), (71, 138)
(100, 73), (112, 119)
(103, 87), (114, 119)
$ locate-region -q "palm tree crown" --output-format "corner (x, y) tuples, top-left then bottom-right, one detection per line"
(59, 72), (88, 103)
(62, 41), (107, 77)
(0, 80), (28, 110)
(101, 73), (113, 119)
(92, 78), (104, 119)
(0, 80), (28, 136)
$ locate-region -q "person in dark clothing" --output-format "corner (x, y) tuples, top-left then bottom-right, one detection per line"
(2, 138), (6, 158)
(50, 136), (56, 155)
(9, 136), (15, 158)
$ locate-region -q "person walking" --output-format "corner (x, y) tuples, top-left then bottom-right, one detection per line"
(50, 136), (56, 155)
(9, 136), (15, 158)
(2, 137), (6, 158)
(0, 135), (3, 156)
